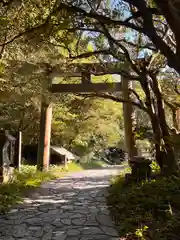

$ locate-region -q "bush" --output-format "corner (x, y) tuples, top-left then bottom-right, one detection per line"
(107, 173), (180, 239)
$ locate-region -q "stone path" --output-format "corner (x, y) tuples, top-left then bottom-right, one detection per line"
(0, 167), (123, 240)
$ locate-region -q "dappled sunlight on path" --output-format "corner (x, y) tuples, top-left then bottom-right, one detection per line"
(0, 168), (122, 240)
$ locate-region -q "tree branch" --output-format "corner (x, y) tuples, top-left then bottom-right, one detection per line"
(69, 49), (111, 59)
(100, 24), (141, 75)
(164, 99), (179, 130)
(53, 26), (104, 34)
(22, 115), (39, 132)
(154, 0), (180, 49)
(0, 31), (7, 59)
(121, 39), (157, 51)
(62, 0), (180, 73)
(125, 8), (161, 22)
(44, 41), (71, 54)
(125, 0), (180, 73)
(76, 93), (149, 113)
(129, 88), (145, 107)
(174, 80), (180, 96)
(0, 0), (58, 47)
(58, 3), (144, 32)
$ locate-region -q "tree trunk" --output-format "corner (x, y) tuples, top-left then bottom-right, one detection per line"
(173, 110), (179, 130)
(151, 75), (179, 175)
(140, 75), (163, 168)
(176, 108), (180, 131)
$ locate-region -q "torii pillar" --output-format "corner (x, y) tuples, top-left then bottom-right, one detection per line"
(37, 102), (52, 171)
(122, 77), (137, 160)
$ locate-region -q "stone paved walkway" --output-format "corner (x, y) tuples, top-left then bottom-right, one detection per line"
(0, 167), (123, 240)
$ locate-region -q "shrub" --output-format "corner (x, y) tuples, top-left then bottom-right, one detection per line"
(107, 173), (180, 239)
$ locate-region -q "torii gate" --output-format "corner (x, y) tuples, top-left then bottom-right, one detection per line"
(37, 62), (137, 170)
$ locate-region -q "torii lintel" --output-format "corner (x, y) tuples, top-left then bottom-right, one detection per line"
(49, 62), (127, 93)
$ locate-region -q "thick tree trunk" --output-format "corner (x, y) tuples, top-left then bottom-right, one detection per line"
(140, 76), (163, 168)
(151, 75), (179, 175)
(148, 112), (163, 168)
(151, 115), (163, 168)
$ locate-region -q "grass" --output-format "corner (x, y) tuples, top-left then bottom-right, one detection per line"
(50, 161), (83, 176)
(0, 159), (114, 215)
(0, 162), (84, 214)
(107, 171), (180, 240)
(0, 165), (57, 214)
(50, 159), (105, 172)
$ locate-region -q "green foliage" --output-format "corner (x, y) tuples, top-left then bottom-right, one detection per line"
(0, 183), (22, 214)
(135, 225), (149, 240)
(0, 165), (56, 214)
(0, 1), (125, 150)
(107, 174), (180, 239)
(151, 161), (160, 173)
(0, 160), (107, 214)
(136, 139), (151, 155)
(50, 162), (83, 173)
(52, 95), (123, 155)
(15, 165), (56, 187)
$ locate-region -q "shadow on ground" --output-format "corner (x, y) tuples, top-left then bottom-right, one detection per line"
(0, 170), (120, 240)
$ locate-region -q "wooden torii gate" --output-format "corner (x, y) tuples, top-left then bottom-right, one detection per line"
(37, 62), (137, 169)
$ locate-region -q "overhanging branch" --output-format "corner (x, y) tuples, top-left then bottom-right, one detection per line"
(125, 8), (161, 22)
(69, 49), (110, 59)
(125, 0), (180, 73)
(76, 93), (149, 113)
(100, 24), (141, 75)
(58, 3), (144, 32)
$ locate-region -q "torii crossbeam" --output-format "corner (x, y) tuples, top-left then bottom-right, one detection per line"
(50, 62), (126, 93)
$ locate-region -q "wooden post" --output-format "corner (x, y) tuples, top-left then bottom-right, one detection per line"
(0, 131), (6, 183)
(62, 154), (68, 170)
(18, 131), (22, 171)
(14, 131), (22, 170)
(122, 77), (137, 161)
(44, 103), (52, 170)
(37, 102), (52, 171)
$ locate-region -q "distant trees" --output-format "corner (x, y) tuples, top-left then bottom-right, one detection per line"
(1, 1), (180, 174)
